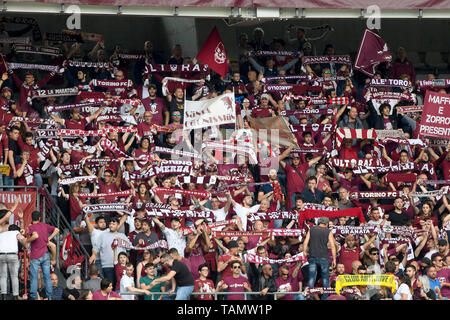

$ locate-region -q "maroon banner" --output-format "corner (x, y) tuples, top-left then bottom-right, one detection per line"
(144, 64), (208, 74)
(419, 91), (450, 139)
(0, 191), (36, 232)
(196, 26), (228, 77)
(303, 55), (351, 65)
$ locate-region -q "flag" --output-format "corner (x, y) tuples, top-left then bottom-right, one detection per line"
(184, 92), (236, 130)
(196, 26), (228, 77)
(354, 29), (392, 77)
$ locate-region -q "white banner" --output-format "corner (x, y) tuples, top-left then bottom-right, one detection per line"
(183, 92), (236, 130)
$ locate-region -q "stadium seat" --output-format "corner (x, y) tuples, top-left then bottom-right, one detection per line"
(425, 51), (448, 71)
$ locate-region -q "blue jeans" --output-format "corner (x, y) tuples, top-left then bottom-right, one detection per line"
(34, 174), (43, 188)
(294, 294), (306, 300)
(307, 257), (330, 289)
(30, 252), (52, 300)
(175, 285), (194, 300)
(102, 267), (115, 288)
(3, 174), (14, 191)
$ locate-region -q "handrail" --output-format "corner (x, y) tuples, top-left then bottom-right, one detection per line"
(118, 291), (308, 300)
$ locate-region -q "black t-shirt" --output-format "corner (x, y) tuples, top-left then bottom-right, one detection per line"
(387, 210), (410, 226)
(171, 259), (194, 287)
(169, 99), (184, 123)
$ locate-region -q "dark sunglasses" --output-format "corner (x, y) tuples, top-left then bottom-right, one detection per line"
(232, 266), (241, 269)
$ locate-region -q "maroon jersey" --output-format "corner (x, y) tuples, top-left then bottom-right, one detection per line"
(194, 278), (215, 300)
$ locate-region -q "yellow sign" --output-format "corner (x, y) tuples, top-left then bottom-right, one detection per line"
(335, 274), (396, 295)
(0, 165), (10, 176)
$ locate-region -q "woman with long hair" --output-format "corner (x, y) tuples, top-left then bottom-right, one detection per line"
(136, 250), (158, 287)
(78, 289), (93, 300)
(393, 274), (413, 300)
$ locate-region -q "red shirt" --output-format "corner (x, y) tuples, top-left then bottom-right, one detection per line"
(194, 278), (215, 300)
(251, 106), (273, 118)
(338, 246), (362, 274)
(98, 180), (120, 202)
(218, 253), (235, 280)
(28, 222), (55, 260)
(142, 96), (168, 126)
(114, 264), (127, 291)
(64, 118), (88, 130)
(92, 289), (122, 300)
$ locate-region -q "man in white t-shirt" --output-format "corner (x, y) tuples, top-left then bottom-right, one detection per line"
(231, 194), (260, 231)
(152, 216), (187, 258)
(210, 192), (232, 229)
(120, 263), (152, 300)
(0, 224), (27, 300)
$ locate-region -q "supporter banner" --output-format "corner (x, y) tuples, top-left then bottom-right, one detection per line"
(7, 62), (61, 73)
(202, 141), (257, 164)
(328, 157), (385, 168)
(246, 252), (307, 265)
(144, 64), (208, 73)
(419, 180), (450, 186)
(211, 231), (270, 238)
(129, 161), (192, 180)
(315, 76), (349, 82)
(378, 137), (425, 148)
(60, 126), (137, 137)
(261, 75), (311, 83)
(249, 50), (302, 57)
(30, 87), (79, 100)
(266, 228), (307, 238)
(248, 210), (300, 222)
(161, 77), (204, 96)
(304, 287), (359, 296)
(303, 55), (352, 65)
(59, 163), (82, 173)
(417, 79), (450, 91)
(96, 115), (137, 125)
(335, 275), (396, 295)
(367, 91), (415, 102)
(145, 207), (214, 220)
(298, 207), (365, 224)
(370, 78), (410, 88)
(247, 115), (298, 148)
(152, 187), (210, 199)
(282, 95), (327, 105)
(91, 79), (133, 88)
(45, 32), (82, 42)
(428, 137), (450, 147)
(382, 225), (418, 238)
(396, 105), (423, 113)
(81, 158), (122, 168)
(184, 93), (236, 130)
(0, 16), (42, 41)
(410, 186), (449, 201)
(419, 91), (450, 139)
(0, 37), (31, 44)
(290, 147), (326, 156)
(385, 173), (417, 185)
(331, 225), (378, 236)
(354, 29), (392, 77)
(375, 130), (406, 139)
(280, 108), (334, 116)
(59, 175), (98, 186)
(181, 219), (239, 236)
(65, 60), (111, 69)
(154, 146), (202, 160)
(8, 116), (58, 128)
(113, 238), (168, 251)
(47, 101), (105, 113)
(12, 44), (61, 56)
(82, 203), (134, 215)
(264, 84), (302, 93)
(0, 191), (36, 231)
(350, 190), (404, 199)
(353, 162), (434, 175)
(335, 128), (377, 148)
(381, 238), (410, 246)
(77, 190), (133, 199)
(62, 29), (104, 42)
(290, 123), (335, 133)
(117, 53), (145, 61)
(302, 203), (337, 211)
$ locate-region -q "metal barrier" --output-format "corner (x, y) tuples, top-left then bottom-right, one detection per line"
(118, 291), (308, 300)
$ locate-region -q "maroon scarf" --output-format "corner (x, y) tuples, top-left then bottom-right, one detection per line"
(303, 55), (352, 65)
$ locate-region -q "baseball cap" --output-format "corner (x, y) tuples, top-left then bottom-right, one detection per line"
(318, 217), (330, 225)
(260, 93), (270, 100)
(1, 87), (11, 93)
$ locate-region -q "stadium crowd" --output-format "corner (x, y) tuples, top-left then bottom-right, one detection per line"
(0, 20), (449, 301)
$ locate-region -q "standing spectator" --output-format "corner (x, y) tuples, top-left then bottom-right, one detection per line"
(119, 263), (152, 300)
(0, 224), (27, 300)
(338, 234), (377, 274)
(147, 253), (195, 300)
(432, 253), (450, 299)
(386, 197), (410, 226)
(152, 216), (187, 258)
(92, 278), (123, 300)
(93, 217), (129, 289)
(82, 264), (102, 293)
(303, 217), (336, 296)
(389, 47), (416, 83)
(217, 240), (247, 283)
(139, 263), (166, 300)
(193, 264), (216, 300)
(254, 263), (277, 300)
(393, 274), (413, 300)
(133, 219), (159, 263)
(217, 260), (252, 300)
(27, 211), (59, 300)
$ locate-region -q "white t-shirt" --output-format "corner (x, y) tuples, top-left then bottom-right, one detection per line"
(163, 228), (187, 258)
(233, 203), (260, 231)
(393, 283), (412, 300)
(0, 231), (20, 253)
(211, 208), (227, 231)
(120, 274), (136, 301)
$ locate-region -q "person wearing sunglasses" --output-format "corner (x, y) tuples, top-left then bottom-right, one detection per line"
(365, 248), (382, 276)
(216, 261), (251, 300)
(431, 253), (450, 299)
